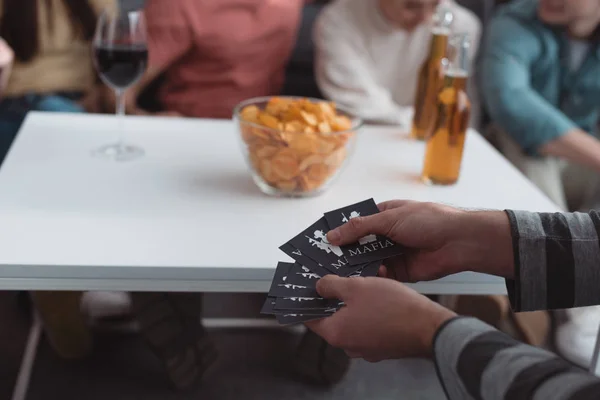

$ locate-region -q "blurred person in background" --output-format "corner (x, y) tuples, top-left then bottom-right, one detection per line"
(482, 0), (600, 368)
(1, 1), (218, 391)
(313, 0), (481, 128)
(0, 0), (128, 358)
(0, 0), (135, 360)
(314, 0), (552, 349)
(122, 0), (308, 118)
(0, 37), (12, 99)
(0, 0), (111, 164)
(103, 0), (314, 390)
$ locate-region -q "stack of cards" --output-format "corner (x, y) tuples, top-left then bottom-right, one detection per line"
(262, 199), (404, 325)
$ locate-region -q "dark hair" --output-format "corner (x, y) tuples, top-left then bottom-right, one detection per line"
(0, 0), (98, 62)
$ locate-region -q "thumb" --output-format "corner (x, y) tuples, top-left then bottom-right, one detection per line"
(316, 275), (354, 301)
(327, 211), (395, 246)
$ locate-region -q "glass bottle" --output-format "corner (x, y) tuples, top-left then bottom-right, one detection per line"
(410, 5), (453, 141)
(422, 33), (471, 185)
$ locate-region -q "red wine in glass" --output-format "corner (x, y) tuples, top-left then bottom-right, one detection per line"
(94, 44), (148, 89)
(92, 10), (148, 162)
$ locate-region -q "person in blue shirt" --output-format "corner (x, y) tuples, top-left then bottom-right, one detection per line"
(481, 0), (600, 372)
(482, 0), (600, 212)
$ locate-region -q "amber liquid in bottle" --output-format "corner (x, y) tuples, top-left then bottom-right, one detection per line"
(411, 29), (449, 141)
(422, 70), (471, 185)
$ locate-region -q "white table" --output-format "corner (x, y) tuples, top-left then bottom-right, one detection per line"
(0, 112), (560, 294)
(1, 112), (562, 400)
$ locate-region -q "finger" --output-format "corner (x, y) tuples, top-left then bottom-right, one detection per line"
(377, 200), (415, 212)
(327, 211), (395, 245)
(316, 275), (356, 301)
(364, 356), (383, 363)
(383, 255), (406, 281)
(304, 318), (327, 335)
(345, 350), (362, 358)
(377, 265), (397, 281)
(304, 314), (342, 344)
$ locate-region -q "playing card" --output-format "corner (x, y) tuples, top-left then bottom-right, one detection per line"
(275, 296), (341, 311)
(279, 243), (333, 278)
(324, 198), (380, 228)
(268, 262), (320, 298)
(261, 297), (278, 314)
(286, 263), (321, 288)
(262, 297), (337, 315)
(276, 313), (330, 325)
(324, 199), (404, 265)
(340, 262), (380, 278)
(289, 217), (368, 275)
(358, 261), (381, 277)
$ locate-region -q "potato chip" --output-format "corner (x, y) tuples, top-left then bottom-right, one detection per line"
(299, 154), (325, 171)
(248, 127), (273, 145)
(306, 163), (331, 182)
(288, 133), (319, 155)
(313, 138), (337, 154)
(271, 149), (300, 181)
(318, 102), (336, 119)
(240, 105), (260, 123)
(259, 159), (279, 184)
(284, 121), (305, 133)
(327, 132), (353, 148)
(325, 146), (347, 168)
(297, 175), (314, 191)
(300, 110), (318, 127)
(331, 116), (352, 132)
(256, 145), (280, 159)
(317, 121), (332, 134)
(258, 112), (280, 130)
(282, 105), (303, 122)
(298, 175), (324, 192)
(276, 179), (298, 192)
(267, 98), (294, 118)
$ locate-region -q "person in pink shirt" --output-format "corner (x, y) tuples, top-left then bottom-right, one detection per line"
(115, 1), (327, 391)
(127, 0), (307, 118)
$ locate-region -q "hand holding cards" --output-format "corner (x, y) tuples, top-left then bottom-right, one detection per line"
(262, 198), (404, 325)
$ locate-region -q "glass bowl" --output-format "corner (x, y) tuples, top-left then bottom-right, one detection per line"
(233, 96), (363, 198)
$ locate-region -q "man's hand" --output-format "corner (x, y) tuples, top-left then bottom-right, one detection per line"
(306, 276), (455, 361)
(326, 200), (514, 281)
(539, 128), (600, 174)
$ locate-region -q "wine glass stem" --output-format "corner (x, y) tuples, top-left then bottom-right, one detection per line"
(116, 89), (126, 150)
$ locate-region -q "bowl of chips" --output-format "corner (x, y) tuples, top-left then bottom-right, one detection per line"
(234, 96), (362, 197)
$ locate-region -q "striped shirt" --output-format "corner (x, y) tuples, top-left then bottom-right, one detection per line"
(434, 210), (600, 399)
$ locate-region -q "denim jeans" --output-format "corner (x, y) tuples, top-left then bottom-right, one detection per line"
(0, 92), (84, 164)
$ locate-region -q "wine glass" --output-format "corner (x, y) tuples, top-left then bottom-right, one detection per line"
(93, 9), (148, 162)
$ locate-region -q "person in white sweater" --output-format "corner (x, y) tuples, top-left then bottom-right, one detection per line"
(314, 0), (481, 128)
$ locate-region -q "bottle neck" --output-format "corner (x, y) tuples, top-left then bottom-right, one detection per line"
(444, 71), (469, 91)
(447, 34), (471, 76)
(429, 32), (449, 60)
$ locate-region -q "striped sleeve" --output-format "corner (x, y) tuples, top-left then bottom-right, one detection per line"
(504, 210), (600, 312)
(434, 317), (600, 400)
